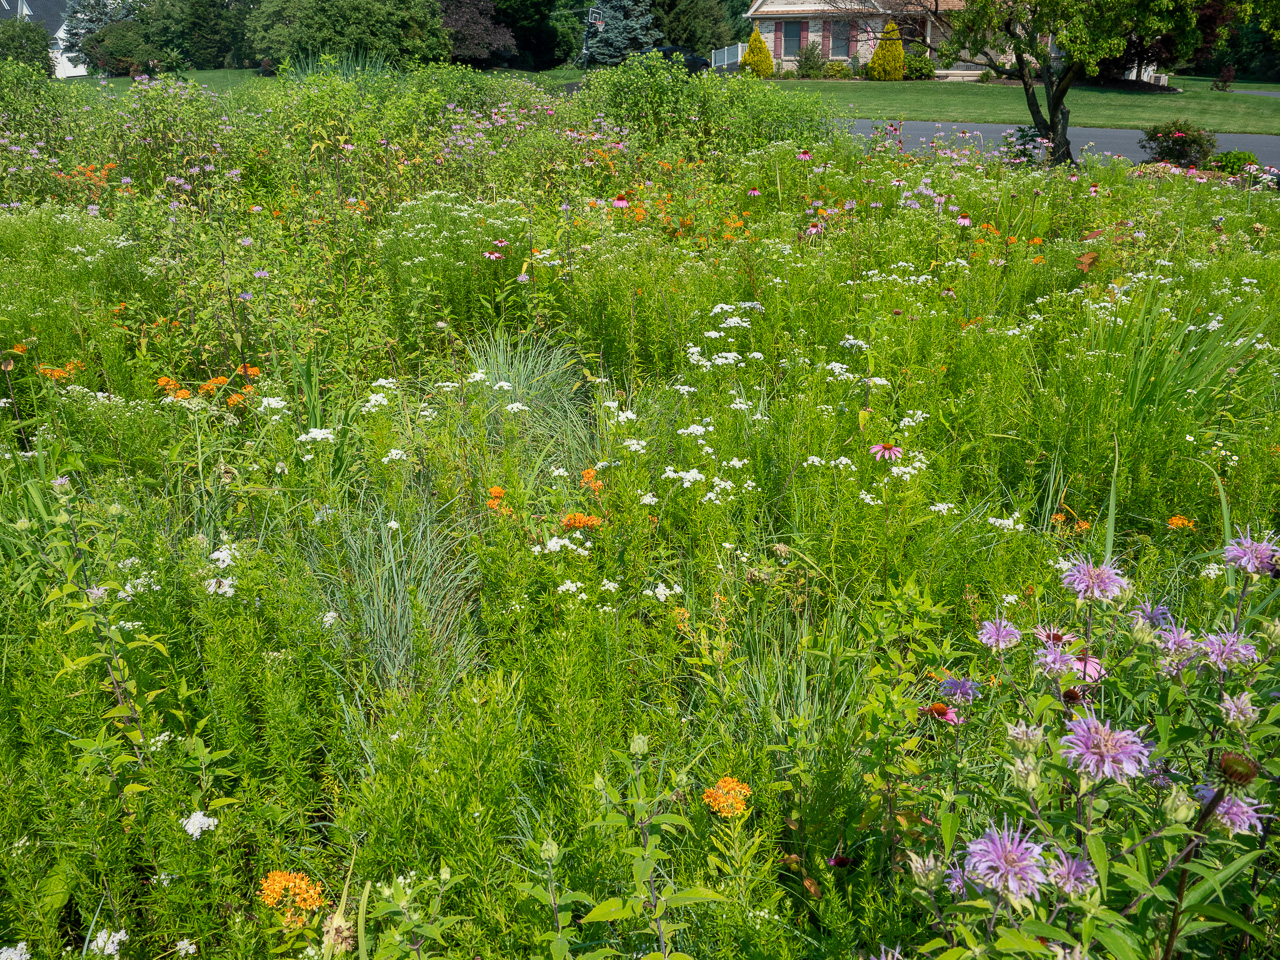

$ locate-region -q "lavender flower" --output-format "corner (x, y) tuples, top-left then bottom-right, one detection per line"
(1198, 632), (1259, 671)
(1061, 556), (1129, 602)
(1048, 853), (1096, 895)
(1033, 645), (1076, 677)
(964, 822), (1046, 899)
(1223, 527), (1278, 575)
(1059, 711), (1150, 782)
(945, 862), (970, 895)
(1221, 691), (1258, 728)
(1194, 785), (1267, 835)
(978, 617), (1022, 650)
(940, 676), (982, 703)
(1157, 623), (1195, 654)
(1131, 599), (1172, 629)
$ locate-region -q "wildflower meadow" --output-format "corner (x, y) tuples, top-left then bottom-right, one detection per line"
(1, 53), (1279, 960)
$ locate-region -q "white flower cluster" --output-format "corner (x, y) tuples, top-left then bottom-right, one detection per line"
(381, 448), (409, 463)
(661, 466), (705, 487)
(988, 512), (1025, 532)
(205, 577), (235, 597)
(643, 582), (683, 602)
(929, 503), (956, 515)
(298, 428), (336, 443)
(362, 392), (390, 413)
(181, 810), (219, 839)
(209, 543), (239, 568)
(622, 438), (647, 453)
(532, 537), (590, 557)
(88, 930), (128, 957)
(0, 943), (30, 960)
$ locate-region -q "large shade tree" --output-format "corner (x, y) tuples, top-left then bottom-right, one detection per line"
(826, 0), (1280, 164)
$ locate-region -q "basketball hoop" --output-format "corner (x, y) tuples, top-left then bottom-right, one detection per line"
(587, 6), (604, 31)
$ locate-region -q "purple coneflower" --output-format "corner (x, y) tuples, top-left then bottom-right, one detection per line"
(1131, 598), (1172, 629)
(493, 238), (510, 247)
(956, 214), (972, 227)
(1223, 527), (1278, 575)
(1033, 645), (1076, 677)
(612, 195), (629, 208)
(1198, 631), (1259, 671)
(1059, 711), (1150, 782)
(919, 702), (961, 725)
(806, 222), (823, 235)
(1061, 556), (1129, 602)
(1194, 785), (1267, 835)
(964, 822), (1046, 899)
(940, 676), (982, 703)
(1076, 654), (1106, 682)
(483, 251), (504, 260)
(1034, 624), (1077, 646)
(978, 617), (1021, 650)
(797, 150), (813, 160)
(747, 187), (761, 196)
(1048, 853), (1096, 895)
(869, 443), (903, 461)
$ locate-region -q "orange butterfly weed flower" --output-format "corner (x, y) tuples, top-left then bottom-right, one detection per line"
(580, 469), (603, 495)
(10, 344), (26, 354)
(561, 512), (602, 531)
(1168, 515), (1196, 531)
(226, 393), (246, 408)
(157, 376), (180, 395)
(175, 389), (191, 399)
(1051, 513), (1066, 524)
(237, 364), (260, 377)
(703, 777), (751, 818)
(259, 871), (326, 929)
(199, 376), (229, 395)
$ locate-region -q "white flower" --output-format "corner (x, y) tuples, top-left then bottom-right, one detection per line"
(1000, 594), (1019, 606)
(551, 467), (569, 477)
(622, 438), (647, 453)
(258, 396), (288, 412)
(298, 428), (336, 443)
(929, 503), (955, 515)
(804, 456), (825, 467)
(466, 370), (489, 383)
(275, 461), (288, 475)
(372, 378), (398, 390)
(1201, 561), (1225, 579)
(859, 490), (883, 506)
(723, 458), (748, 468)
(532, 537), (590, 557)
(988, 512), (1025, 532)
(362, 393), (390, 413)
(320, 611), (340, 628)
(176, 940), (197, 956)
(492, 380), (514, 390)
(181, 810), (219, 839)
(677, 423), (709, 437)
(615, 409), (637, 423)
(505, 402), (530, 413)
(661, 466), (705, 487)
(0, 944), (30, 960)
(209, 544), (239, 569)
(88, 930), (128, 957)
(556, 580), (584, 594)
(643, 582), (683, 602)
(639, 492), (659, 505)
(387, 520), (400, 530)
(204, 577), (235, 597)
(381, 449), (409, 463)
(601, 580), (619, 592)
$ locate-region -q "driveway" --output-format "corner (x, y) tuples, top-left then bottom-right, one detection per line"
(846, 119), (1280, 167)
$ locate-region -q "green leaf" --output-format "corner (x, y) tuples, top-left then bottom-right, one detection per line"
(665, 887), (726, 907)
(581, 898), (634, 923)
(1086, 834), (1109, 896)
(207, 797), (242, 810)
(940, 807), (960, 857)
(995, 928), (1050, 954)
(1190, 904), (1266, 938)
(1183, 850), (1262, 908)
(1094, 925), (1141, 960)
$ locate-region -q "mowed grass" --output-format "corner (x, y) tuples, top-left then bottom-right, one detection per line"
(780, 75), (1280, 134)
(61, 67), (263, 94)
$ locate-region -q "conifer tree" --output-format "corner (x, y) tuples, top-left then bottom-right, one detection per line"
(583, 0), (660, 65)
(741, 24), (772, 76)
(865, 20), (903, 80)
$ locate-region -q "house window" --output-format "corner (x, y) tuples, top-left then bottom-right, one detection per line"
(783, 21), (801, 58)
(830, 21), (850, 58)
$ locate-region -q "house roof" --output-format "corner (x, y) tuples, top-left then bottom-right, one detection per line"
(745, 0), (964, 16)
(0, 0), (67, 38)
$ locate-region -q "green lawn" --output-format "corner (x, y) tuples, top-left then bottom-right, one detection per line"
(62, 67), (262, 94)
(782, 75), (1280, 135)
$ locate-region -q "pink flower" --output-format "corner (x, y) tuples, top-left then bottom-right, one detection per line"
(493, 238), (509, 246)
(747, 188), (761, 196)
(797, 150), (813, 161)
(920, 702), (961, 725)
(869, 443), (903, 461)
(483, 251), (504, 260)
(612, 195), (629, 208)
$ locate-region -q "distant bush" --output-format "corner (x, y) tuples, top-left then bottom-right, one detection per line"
(0, 16), (54, 78)
(82, 20), (161, 76)
(1210, 64), (1235, 92)
(977, 68), (994, 83)
(823, 59), (854, 79)
(903, 42), (934, 80)
(779, 67), (796, 79)
(742, 25), (773, 79)
(1138, 119), (1219, 168)
(795, 40), (825, 79)
(865, 22), (903, 81)
(1210, 149), (1259, 175)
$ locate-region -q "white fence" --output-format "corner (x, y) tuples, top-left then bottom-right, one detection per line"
(711, 42), (748, 70)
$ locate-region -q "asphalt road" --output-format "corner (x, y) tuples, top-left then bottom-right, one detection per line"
(846, 119), (1280, 168)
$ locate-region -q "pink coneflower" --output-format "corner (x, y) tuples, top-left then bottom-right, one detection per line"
(612, 195), (629, 208)
(1059, 711), (1150, 782)
(1034, 624), (1077, 646)
(1075, 654), (1106, 682)
(797, 150), (813, 160)
(806, 222), (823, 235)
(978, 617), (1021, 650)
(493, 238), (509, 246)
(747, 187), (761, 196)
(964, 822), (1046, 899)
(956, 215), (972, 226)
(919, 702), (961, 725)
(1061, 556), (1129, 602)
(869, 443), (903, 461)
(483, 251), (504, 260)
(1224, 526), (1278, 575)
(1048, 853), (1096, 895)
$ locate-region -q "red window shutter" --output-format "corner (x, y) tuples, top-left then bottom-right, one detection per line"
(773, 21), (782, 58)
(800, 20), (809, 48)
(822, 20), (831, 57)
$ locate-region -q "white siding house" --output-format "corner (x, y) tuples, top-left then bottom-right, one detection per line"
(0, 0), (87, 78)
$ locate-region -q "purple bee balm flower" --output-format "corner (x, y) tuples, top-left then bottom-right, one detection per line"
(940, 676), (982, 703)
(1157, 623), (1195, 654)
(978, 617), (1022, 650)
(1061, 556), (1130, 602)
(254, 270), (270, 279)
(1223, 527), (1278, 575)
(965, 822), (1046, 899)
(1198, 632), (1259, 671)
(1131, 598), (1172, 629)
(238, 291), (252, 301)
(1033, 645), (1076, 677)
(869, 443), (903, 461)
(1048, 853), (1096, 895)
(1060, 711), (1150, 782)
(1221, 691), (1258, 727)
(1194, 785), (1267, 835)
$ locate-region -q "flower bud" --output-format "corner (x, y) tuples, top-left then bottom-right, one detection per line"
(540, 839), (559, 863)
(439, 863), (451, 883)
(107, 503), (125, 517)
(905, 850), (945, 889)
(14, 518), (31, 532)
(1006, 721), (1044, 754)
(629, 733), (649, 757)
(1163, 786), (1198, 824)
(1010, 755), (1041, 792)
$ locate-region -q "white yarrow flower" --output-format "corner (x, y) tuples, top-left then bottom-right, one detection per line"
(181, 810), (219, 839)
